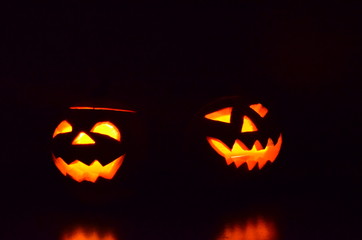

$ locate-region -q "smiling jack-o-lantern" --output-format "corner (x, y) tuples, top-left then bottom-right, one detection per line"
(201, 97), (282, 171)
(52, 106), (136, 183)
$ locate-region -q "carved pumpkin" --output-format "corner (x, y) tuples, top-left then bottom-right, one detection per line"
(200, 96), (282, 171)
(51, 105), (136, 183)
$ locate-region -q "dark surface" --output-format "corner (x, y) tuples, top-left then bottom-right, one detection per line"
(0, 3), (361, 240)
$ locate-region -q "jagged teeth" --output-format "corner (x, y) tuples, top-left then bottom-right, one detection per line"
(52, 155), (125, 182)
(253, 140), (263, 150)
(207, 134), (282, 170)
(230, 156), (247, 168)
(233, 138), (276, 152)
(246, 160), (258, 170)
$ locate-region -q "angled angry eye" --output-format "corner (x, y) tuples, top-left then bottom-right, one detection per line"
(90, 121), (121, 141)
(241, 116), (258, 132)
(204, 107), (232, 123)
(53, 120), (72, 138)
(249, 103), (268, 117)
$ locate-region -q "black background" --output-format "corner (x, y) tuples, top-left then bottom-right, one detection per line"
(0, 2), (361, 240)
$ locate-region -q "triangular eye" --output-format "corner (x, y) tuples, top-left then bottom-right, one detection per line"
(90, 121), (121, 141)
(249, 103), (268, 118)
(204, 107), (232, 123)
(53, 120), (72, 138)
(241, 116), (258, 132)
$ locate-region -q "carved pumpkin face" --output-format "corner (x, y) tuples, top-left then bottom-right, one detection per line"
(202, 97), (282, 171)
(52, 106), (136, 183)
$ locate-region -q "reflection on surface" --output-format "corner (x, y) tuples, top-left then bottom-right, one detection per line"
(217, 216), (277, 240)
(61, 226), (118, 240)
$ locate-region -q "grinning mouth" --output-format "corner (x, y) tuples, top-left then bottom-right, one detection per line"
(207, 134), (282, 170)
(52, 155), (125, 183)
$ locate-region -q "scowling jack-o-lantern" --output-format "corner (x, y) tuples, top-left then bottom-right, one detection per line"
(52, 106), (136, 183)
(201, 96), (282, 171)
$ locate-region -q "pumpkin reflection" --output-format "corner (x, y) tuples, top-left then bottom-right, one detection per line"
(61, 226), (117, 240)
(217, 217), (277, 240)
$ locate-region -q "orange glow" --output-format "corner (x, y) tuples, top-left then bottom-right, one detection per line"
(61, 226), (117, 240)
(207, 134), (282, 170)
(91, 122), (121, 141)
(250, 103), (268, 118)
(205, 107), (232, 123)
(241, 116), (258, 132)
(53, 120), (73, 138)
(53, 155), (125, 182)
(217, 217), (277, 240)
(70, 106), (135, 113)
(72, 132), (96, 145)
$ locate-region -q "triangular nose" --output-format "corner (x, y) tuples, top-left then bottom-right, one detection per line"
(72, 132), (95, 145)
